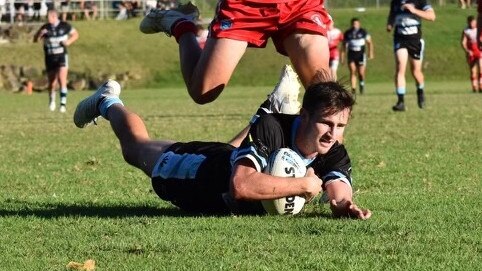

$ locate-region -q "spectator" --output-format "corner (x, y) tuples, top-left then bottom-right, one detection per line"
(460, 0), (471, 9)
(60, 0), (76, 21)
(80, 0), (97, 20)
(0, 0), (6, 24)
(14, 0), (29, 24)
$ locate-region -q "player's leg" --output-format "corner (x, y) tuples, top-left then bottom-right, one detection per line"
(74, 80), (174, 176)
(469, 59), (478, 92)
(106, 105), (174, 176)
(228, 65), (302, 147)
(409, 58), (425, 108)
(47, 70), (58, 111)
(477, 58), (482, 92)
(179, 36), (248, 104)
(283, 33), (330, 88)
(139, 3), (248, 104)
(393, 48), (408, 111)
(58, 66), (69, 112)
(329, 59), (339, 81)
(348, 61), (357, 94)
(357, 63), (366, 94)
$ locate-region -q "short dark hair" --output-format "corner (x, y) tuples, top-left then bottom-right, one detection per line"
(351, 17), (359, 24)
(302, 81), (355, 118)
(467, 15), (475, 24)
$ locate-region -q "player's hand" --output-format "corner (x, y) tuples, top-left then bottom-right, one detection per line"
(386, 24), (392, 32)
(402, 3), (416, 13)
(302, 168), (322, 202)
(39, 29), (48, 38)
(330, 199), (372, 220)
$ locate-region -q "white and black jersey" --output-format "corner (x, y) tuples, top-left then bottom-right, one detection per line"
(388, 0), (433, 41)
(151, 114), (353, 215)
(343, 27), (370, 53)
(38, 21), (74, 56)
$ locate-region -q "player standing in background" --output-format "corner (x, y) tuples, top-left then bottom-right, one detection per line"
(327, 20), (344, 80)
(342, 18), (374, 95)
(387, 0), (436, 112)
(140, 1), (333, 105)
(461, 16), (482, 93)
(34, 9), (79, 112)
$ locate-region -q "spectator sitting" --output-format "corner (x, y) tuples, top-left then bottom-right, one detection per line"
(80, 0), (98, 20)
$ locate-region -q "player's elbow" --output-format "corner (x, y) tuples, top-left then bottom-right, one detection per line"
(230, 176), (250, 201)
(427, 12), (436, 21)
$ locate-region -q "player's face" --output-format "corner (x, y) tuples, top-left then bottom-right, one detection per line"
(470, 19), (476, 29)
(48, 12), (58, 24)
(297, 108), (350, 157)
(352, 20), (360, 29)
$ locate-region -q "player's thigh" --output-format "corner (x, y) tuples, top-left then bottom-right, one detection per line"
(283, 33), (329, 87)
(192, 38), (247, 91)
(395, 49), (409, 72)
(348, 61), (357, 73)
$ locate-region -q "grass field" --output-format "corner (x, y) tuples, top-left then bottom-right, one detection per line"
(0, 80), (480, 270)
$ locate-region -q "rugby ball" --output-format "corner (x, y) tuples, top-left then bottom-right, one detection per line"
(261, 148), (307, 215)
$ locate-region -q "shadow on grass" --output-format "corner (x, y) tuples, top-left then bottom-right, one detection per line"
(0, 200), (336, 219)
(0, 201), (210, 218)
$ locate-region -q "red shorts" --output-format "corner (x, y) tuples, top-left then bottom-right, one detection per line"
(468, 50), (481, 64)
(209, 0), (331, 55)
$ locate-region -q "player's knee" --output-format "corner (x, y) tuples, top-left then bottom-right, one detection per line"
(189, 85), (225, 105)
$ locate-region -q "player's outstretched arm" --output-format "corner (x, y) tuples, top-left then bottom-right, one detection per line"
(325, 180), (372, 220)
(230, 159), (322, 201)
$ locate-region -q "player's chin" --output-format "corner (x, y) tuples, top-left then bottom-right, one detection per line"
(317, 142), (333, 154)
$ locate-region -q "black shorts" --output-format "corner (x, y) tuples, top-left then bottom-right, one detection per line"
(347, 50), (366, 66)
(394, 38), (425, 60)
(45, 54), (68, 72)
(151, 141), (235, 214)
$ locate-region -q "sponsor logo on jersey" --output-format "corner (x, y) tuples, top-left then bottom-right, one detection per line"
(311, 14), (325, 28)
(220, 19), (232, 30)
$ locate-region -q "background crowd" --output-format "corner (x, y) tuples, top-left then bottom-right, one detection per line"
(0, 0), (179, 23)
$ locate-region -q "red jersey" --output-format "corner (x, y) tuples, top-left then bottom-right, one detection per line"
(327, 27), (343, 60)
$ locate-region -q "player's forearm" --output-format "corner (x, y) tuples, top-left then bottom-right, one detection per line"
(231, 170), (311, 201)
(325, 180), (352, 204)
(412, 9), (436, 21)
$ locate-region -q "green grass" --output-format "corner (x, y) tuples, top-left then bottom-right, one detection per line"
(0, 6), (478, 88)
(0, 81), (480, 270)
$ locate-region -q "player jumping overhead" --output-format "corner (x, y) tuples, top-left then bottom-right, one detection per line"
(73, 67), (371, 219)
(139, 1), (333, 104)
(387, 0), (436, 111)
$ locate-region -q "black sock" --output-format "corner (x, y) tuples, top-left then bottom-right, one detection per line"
(397, 94), (405, 104)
